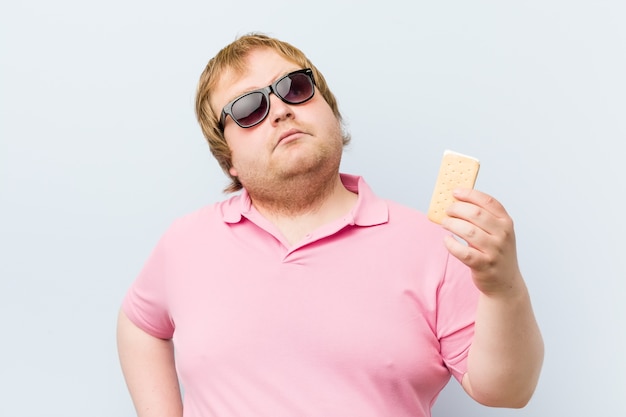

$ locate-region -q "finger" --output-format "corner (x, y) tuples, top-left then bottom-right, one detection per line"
(442, 214), (475, 240)
(442, 215), (490, 253)
(452, 188), (508, 218)
(445, 200), (497, 234)
(443, 204), (519, 271)
(443, 234), (483, 269)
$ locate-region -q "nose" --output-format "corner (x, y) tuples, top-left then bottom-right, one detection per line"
(268, 93), (294, 125)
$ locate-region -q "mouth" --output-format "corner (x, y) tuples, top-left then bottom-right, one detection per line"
(276, 128), (305, 147)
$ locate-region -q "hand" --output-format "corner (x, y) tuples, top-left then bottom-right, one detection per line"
(441, 188), (522, 297)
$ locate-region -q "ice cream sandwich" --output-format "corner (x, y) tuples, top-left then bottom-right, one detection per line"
(427, 150), (480, 224)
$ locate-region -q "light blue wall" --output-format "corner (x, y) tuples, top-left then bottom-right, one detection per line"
(1, 1), (625, 416)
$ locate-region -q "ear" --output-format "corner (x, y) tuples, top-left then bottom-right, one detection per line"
(229, 166), (238, 177)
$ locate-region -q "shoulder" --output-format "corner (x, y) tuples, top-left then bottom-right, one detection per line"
(349, 173), (448, 239)
(384, 199), (446, 236)
(159, 194), (241, 242)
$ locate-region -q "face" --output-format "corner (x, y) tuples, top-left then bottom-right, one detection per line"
(210, 48), (345, 194)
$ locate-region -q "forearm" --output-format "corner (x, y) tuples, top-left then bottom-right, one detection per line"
(462, 277), (544, 408)
(117, 309), (183, 417)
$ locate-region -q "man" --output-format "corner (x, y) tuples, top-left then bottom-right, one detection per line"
(117, 33), (543, 417)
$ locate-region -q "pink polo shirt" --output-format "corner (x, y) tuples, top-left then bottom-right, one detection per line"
(122, 174), (479, 417)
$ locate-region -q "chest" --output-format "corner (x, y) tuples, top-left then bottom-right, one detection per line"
(166, 227), (448, 389)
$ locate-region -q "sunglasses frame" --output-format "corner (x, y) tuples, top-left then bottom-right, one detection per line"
(220, 68), (315, 129)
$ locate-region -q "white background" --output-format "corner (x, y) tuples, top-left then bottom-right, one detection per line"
(1, 1), (625, 416)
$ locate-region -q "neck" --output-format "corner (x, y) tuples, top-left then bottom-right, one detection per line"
(250, 171), (344, 217)
(248, 173), (357, 245)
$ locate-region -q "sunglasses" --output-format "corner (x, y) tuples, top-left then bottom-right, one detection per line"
(220, 68), (316, 129)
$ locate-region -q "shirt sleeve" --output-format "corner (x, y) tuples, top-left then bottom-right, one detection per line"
(122, 228), (176, 340)
(436, 250), (480, 382)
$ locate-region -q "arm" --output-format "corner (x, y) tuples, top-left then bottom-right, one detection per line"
(117, 309), (183, 417)
(442, 189), (544, 408)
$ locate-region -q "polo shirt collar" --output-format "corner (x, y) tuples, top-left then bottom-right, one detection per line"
(340, 173), (389, 226)
(220, 173), (389, 227)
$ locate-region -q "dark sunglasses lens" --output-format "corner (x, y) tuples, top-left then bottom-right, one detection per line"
(231, 92), (268, 127)
(276, 73), (314, 104)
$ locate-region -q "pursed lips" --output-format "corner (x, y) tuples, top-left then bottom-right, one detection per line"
(276, 128), (305, 147)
